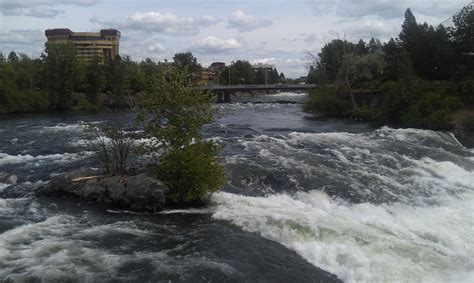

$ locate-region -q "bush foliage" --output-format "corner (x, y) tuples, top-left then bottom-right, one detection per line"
(154, 142), (225, 202)
(136, 66), (225, 202)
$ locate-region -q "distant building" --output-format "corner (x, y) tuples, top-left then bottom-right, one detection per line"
(197, 68), (218, 86)
(210, 62), (226, 73)
(45, 28), (121, 63)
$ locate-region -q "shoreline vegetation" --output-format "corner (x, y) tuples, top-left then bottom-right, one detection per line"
(303, 7), (473, 138)
(0, 49), (290, 115)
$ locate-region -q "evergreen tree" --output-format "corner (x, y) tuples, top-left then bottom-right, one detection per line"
(7, 51), (18, 63)
(399, 8), (419, 51)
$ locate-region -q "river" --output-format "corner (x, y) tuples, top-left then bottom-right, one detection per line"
(0, 92), (473, 282)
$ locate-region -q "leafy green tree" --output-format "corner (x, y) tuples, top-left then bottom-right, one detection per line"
(318, 39), (356, 82)
(450, 4), (474, 74)
(338, 52), (385, 108)
(137, 66), (217, 150)
(173, 52), (202, 84)
(136, 66), (225, 203)
(85, 57), (106, 105)
(106, 58), (129, 100)
(43, 42), (77, 110)
(219, 60), (254, 85)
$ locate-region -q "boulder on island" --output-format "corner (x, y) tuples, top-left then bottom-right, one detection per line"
(38, 167), (169, 213)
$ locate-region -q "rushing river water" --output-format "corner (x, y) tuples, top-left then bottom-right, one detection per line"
(0, 92), (473, 282)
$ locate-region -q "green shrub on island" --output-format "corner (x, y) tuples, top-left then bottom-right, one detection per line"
(136, 65), (225, 203)
(153, 142), (225, 203)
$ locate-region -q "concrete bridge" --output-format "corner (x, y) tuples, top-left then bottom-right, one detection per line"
(192, 84), (317, 102)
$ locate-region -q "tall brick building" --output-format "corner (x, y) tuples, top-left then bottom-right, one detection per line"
(45, 28), (120, 63)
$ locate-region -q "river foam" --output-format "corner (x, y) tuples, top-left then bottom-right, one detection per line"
(214, 126), (474, 282)
(213, 188), (474, 282)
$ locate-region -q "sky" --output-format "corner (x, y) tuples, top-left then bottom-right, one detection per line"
(0, 0), (469, 78)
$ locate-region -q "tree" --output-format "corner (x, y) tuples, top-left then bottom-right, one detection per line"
(400, 8), (419, 51)
(85, 57), (105, 105)
(43, 42), (77, 110)
(318, 39), (355, 82)
(355, 39), (368, 55)
(136, 66), (225, 203)
(219, 60), (255, 85)
(338, 52), (386, 108)
(279, 72), (286, 83)
(106, 58), (128, 100)
(7, 51), (18, 63)
(173, 52), (202, 84)
(449, 4), (474, 74)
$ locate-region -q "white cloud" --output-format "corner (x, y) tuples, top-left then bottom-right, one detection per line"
(306, 0), (467, 20)
(342, 18), (400, 41)
(304, 34), (318, 44)
(192, 36), (242, 54)
(148, 43), (166, 53)
(93, 12), (220, 37)
(27, 7), (64, 18)
(0, 29), (44, 45)
(0, 0), (97, 17)
(227, 10), (273, 32)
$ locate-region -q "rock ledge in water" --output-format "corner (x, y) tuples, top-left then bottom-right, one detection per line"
(38, 167), (168, 213)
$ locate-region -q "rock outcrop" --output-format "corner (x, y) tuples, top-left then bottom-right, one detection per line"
(38, 167), (168, 212)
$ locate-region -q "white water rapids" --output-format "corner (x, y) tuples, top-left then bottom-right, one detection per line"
(212, 127), (474, 282)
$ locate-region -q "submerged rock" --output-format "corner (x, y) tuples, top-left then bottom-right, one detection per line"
(38, 167), (168, 212)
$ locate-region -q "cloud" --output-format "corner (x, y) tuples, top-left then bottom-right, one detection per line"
(304, 34), (318, 44)
(92, 12), (220, 36)
(342, 18), (400, 40)
(27, 8), (64, 18)
(0, 29), (45, 57)
(192, 36), (242, 54)
(306, 0), (467, 20)
(0, 29), (44, 45)
(0, 0), (97, 17)
(148, 43), (166, 53)
(227, 10), (273, 32)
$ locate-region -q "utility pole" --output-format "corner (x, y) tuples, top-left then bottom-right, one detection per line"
(228, 66), (231, 85)
(265, 68), (268, 85)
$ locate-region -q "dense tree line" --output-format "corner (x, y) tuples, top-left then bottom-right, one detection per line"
(0, 48), (205, 113)
(305, 5), (473, 129)
(218, 60), (286, 85)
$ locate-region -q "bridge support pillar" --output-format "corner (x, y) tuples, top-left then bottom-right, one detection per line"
(224, 93), (231, 103)
(217, 93), (224, 103)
